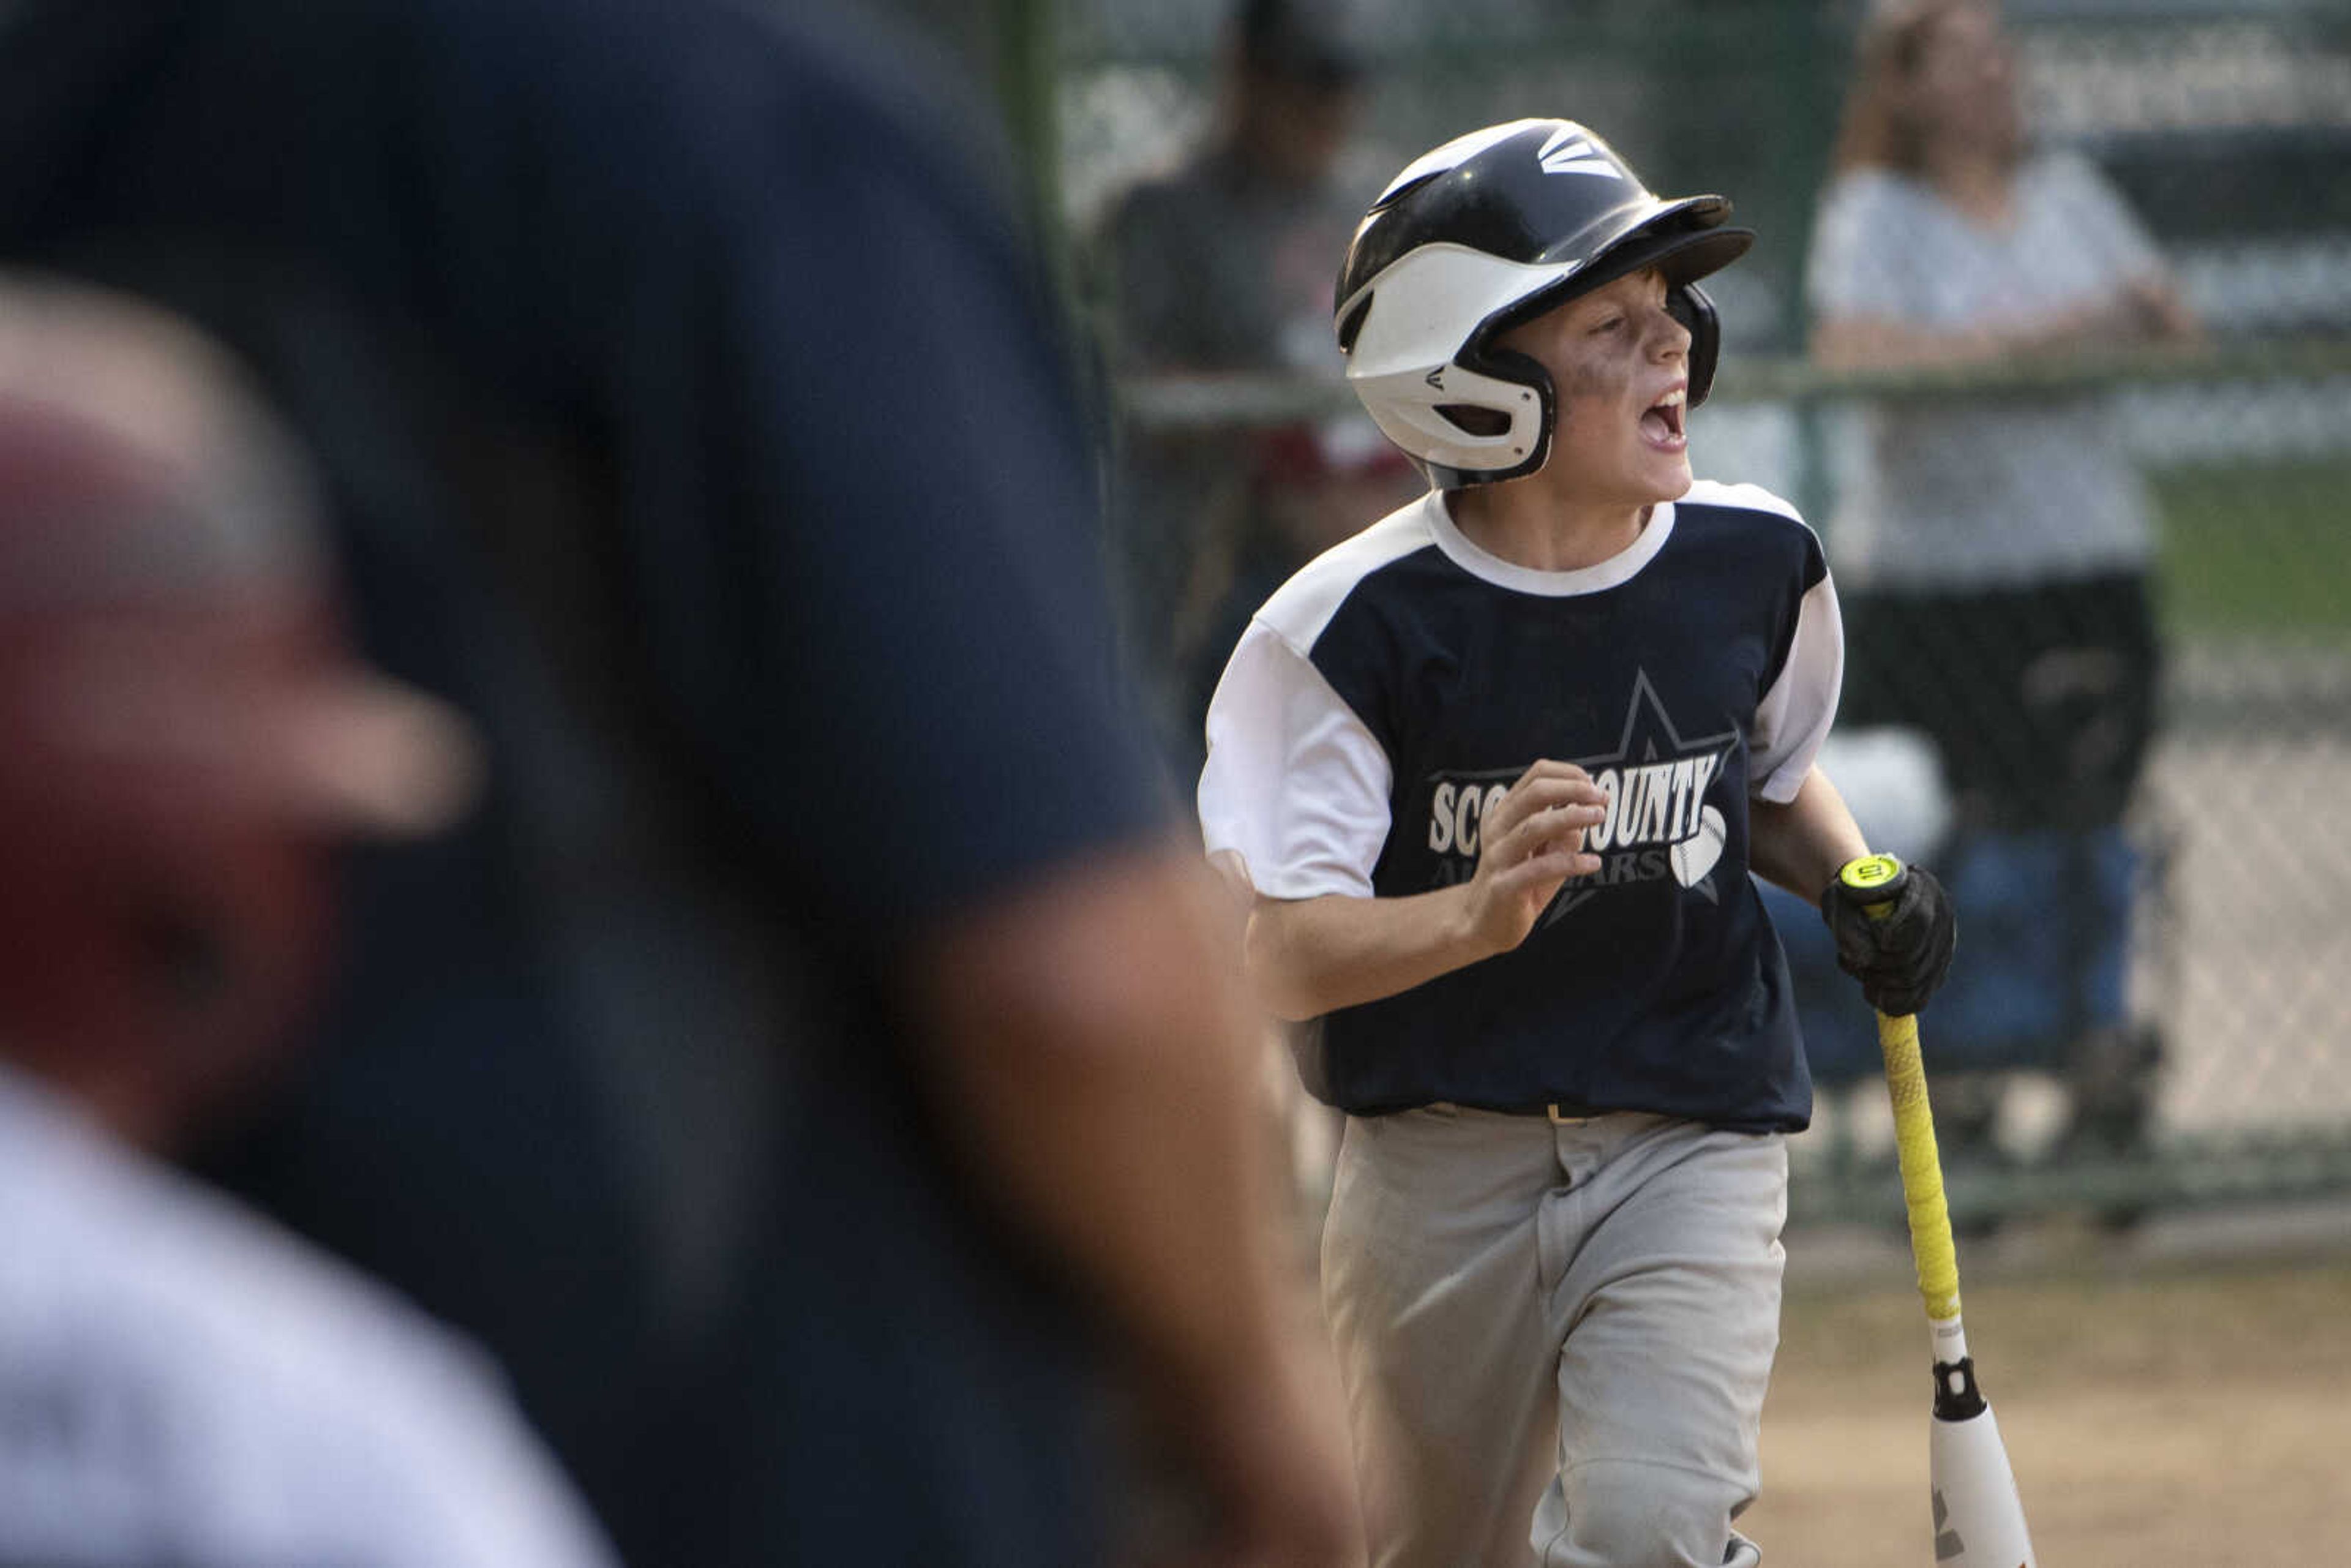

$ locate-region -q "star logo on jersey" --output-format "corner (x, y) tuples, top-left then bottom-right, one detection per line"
(1538, 669), (1739, 926)
(1537, 126), (1621, 179)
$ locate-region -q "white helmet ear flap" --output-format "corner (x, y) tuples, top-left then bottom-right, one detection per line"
(1340, 246), (1577, 384)
(1338, 244), (1575, 487)
(1352, 360), (1548, 485)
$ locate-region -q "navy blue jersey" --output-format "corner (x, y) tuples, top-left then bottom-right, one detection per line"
(1201, 483), (1839, 1130)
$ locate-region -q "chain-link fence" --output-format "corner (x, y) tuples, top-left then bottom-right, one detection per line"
(1051, 0), (2351, 1226)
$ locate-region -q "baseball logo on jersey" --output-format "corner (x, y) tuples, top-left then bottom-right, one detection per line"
(1557, 669), (1739, 915)
(1421, 669), (1739, 921)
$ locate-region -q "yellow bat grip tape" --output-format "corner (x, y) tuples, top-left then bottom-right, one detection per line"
(1840, 852), (1964, 1324)
(1878, 1009), (1962, 1323)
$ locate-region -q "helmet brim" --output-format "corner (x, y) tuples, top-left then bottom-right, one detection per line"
(1490, 197), (1755, 341)
(1573, 211), (1755, 292)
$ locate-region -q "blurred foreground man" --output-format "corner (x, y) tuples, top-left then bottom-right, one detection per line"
(0, 3), (1354, 1565)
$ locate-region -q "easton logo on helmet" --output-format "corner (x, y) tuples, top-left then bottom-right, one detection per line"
(1537, 126), (1619, 178)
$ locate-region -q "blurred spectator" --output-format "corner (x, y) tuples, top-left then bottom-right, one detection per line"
(1089, 0), (1421, 776)
(1799, 0), (2199, 1166)
(0, 3), (1354, 1566)
(0, 277), (613, 1568)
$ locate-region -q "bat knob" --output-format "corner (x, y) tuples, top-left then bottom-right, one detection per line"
(1837, 852), (1908, 919)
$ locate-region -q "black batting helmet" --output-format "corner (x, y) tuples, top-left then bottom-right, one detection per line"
(1334, 119), (1754, 489)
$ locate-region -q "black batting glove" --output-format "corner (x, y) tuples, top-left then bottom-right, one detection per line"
(1820, 861), (1957, 1017)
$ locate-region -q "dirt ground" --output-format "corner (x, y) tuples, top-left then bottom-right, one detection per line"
(1745, 1233), (2351, 1566)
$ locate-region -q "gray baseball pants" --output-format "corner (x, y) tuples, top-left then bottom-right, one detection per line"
(1321, 1106), (1786, 1568)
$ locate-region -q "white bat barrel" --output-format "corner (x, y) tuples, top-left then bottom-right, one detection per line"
(1928, 1401), (2038, 1567)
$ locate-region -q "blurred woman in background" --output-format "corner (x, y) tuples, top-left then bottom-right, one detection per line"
(1804, 0), (2199, 1172)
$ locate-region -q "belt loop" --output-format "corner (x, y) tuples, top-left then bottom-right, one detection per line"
(1547, 1102), (1599, 1127)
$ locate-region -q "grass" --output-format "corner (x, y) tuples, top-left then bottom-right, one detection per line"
(2152, 459), (2351, 644)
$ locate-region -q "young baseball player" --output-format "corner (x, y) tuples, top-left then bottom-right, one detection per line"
(1199, 119), (1958, 1567)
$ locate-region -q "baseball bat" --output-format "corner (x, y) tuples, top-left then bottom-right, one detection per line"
(1838, 853), (2038, 1568)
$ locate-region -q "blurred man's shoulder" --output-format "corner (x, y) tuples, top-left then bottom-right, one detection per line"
(0, 1066), (616, 1566)
(1101, 152), (1231, 236)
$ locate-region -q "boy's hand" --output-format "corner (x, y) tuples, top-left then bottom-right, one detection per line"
(1820, 862), (1958, 1016)
(1463, 760), (1608, 956)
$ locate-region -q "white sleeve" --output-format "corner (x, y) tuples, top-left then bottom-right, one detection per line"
(1750, 571), (1844, 803)
(2052, 152), (2166, 283)
(1198, 620), (1393, 901)
(0, 1098), (621, 1568)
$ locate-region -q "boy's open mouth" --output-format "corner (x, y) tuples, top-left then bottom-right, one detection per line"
(1639, 387), (1687, 448)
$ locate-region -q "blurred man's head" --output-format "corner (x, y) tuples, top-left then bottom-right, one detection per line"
(1227, 0), (1371, 182)
(0, 279), (478, 1146)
